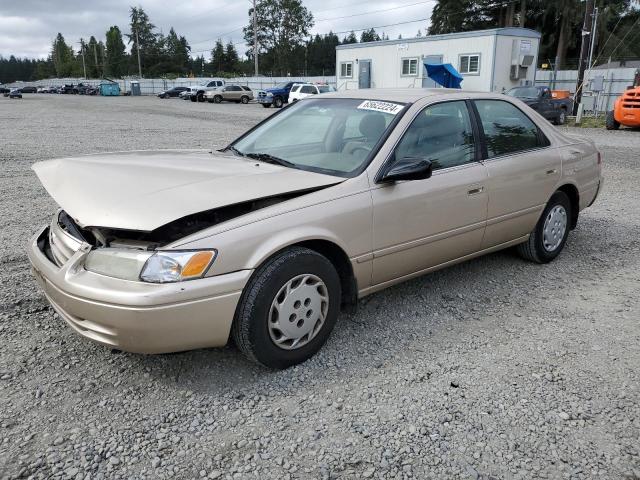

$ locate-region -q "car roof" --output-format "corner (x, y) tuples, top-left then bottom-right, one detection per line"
(317, 88), (500, 103)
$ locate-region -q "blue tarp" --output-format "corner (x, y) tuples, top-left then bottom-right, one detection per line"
(424, 62), (464, 89)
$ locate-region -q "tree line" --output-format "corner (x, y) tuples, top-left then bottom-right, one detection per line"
(429, 0), (640, 69)
(2, 0), (639, 84)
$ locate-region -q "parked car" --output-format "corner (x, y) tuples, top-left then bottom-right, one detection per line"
(179, 90), (192, 100)
(8, 88), (22, 99)
(204, 85), (253, 104)
(59, 84), (76, 94)
(289, 83), (336, 102)
(506, 86), (572, 125)
(187, 79), (225, 102)
(0, 87), (10, 95)
(20, 86), (37, 94)
(158, 86), (190, 99)
(28, 89), (603, 369)
(256, 81), (296, 108)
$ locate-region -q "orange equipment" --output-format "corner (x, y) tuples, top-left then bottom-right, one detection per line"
(606, 70), (640, 130)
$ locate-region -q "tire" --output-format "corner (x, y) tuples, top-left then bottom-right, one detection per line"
(517, 191), (572, 264)
(273, 96), (284, 108)
(605, 110), (620, 130)
(190, 95), (197, 102)
(241, 95), (250, 104)
(213, 95), (222, 104)
(555, 109), (566, 125)
(232, 247), (341, 369)
(197, 92), (205, 102)
(262, 103), (272, 108)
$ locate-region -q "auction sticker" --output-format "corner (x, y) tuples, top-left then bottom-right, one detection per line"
(357, 100), (404, 115)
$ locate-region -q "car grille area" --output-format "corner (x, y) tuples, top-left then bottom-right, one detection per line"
(47, 211), (84, 266)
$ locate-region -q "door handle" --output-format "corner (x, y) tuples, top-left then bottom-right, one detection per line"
(546, 169), (557, 175)
(467, 186), (484, 196)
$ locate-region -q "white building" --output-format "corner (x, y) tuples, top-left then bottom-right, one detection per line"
(335, 27), (540, 93)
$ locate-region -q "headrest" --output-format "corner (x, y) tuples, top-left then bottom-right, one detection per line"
(359, 114), (387, 140)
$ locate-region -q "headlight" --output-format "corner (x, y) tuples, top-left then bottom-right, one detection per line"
(85, 249), (216, 283)
(84, 248), (153, 281)
(140, 250), (217, 283)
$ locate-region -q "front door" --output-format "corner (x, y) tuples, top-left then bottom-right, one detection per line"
(422, 55), (443, 88)
(359, 60), (371, 89)
(371, 100), (488, 285)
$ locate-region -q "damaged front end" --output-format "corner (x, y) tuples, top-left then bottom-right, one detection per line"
(41, 190), (318, 283)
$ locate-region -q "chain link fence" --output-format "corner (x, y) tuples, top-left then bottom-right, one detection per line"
(6, 76), (338, 95)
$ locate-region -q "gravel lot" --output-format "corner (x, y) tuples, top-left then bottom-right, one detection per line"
(1, 95), (638, 480)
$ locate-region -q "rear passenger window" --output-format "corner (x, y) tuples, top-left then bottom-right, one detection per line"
(394, 101), (475, 170)
(474, 100), (545, 158)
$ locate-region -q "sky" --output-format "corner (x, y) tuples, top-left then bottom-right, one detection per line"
(0, 0), (435, 59)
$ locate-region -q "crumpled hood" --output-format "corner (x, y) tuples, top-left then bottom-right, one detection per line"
(33, 150), (343, 231)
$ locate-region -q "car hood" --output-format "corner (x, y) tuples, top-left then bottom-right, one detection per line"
(33, 150), (344, 231)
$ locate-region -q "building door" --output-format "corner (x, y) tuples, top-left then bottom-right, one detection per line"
(358, 60), (371, 89)
(422, 55), (443, 88)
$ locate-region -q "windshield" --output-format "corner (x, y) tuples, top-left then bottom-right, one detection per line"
(231, 98), (404, 177)
(318, 85), (335, 93)
(507, 87), (539, 98)
(275, 82), (290, 89)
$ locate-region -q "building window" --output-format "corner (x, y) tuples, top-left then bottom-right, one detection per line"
(459, 54), (480, 74)
(340, 62), (353, 78)
(401, 58), (418, 76)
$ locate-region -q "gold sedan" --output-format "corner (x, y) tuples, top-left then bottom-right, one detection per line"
(28, 89), (603, 368)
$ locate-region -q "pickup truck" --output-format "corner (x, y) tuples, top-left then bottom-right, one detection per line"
(187, 79), (225, 102)
(255, 81), (296, 108)
(506, 86), (572, 125)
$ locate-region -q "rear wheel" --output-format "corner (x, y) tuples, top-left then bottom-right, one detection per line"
(517, 191), (572, 264)
(213, 95), (222, 104)
(232, 247), (341, 369)
(606, 110), (620, 130)
(273, 96), (284, 108)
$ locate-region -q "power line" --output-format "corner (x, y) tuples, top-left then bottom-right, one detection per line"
(316, 0), (434, 22)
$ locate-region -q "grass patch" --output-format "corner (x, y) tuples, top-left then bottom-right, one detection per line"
(566, 116), (606, 128)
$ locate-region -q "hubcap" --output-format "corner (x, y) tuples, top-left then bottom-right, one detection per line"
(542, 205), (567, 252)
(268, 274), (329, 350)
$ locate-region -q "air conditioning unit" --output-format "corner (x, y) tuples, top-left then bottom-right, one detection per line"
(510, 65), (527, 80)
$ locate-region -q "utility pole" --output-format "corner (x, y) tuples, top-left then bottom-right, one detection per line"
(80, 39), (87, 79)
(587, 7), (599, 72)
(253, 0), (259, 76)
(574, 0), (594, 115)
(135, 28), (143, 78)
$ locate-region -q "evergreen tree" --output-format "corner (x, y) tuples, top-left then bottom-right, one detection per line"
(51, 33), (76, 77)
(342, 31), (358, 44)
(105, 26), (127, 78)
(211, 39), (226, 73)
(224, 42), (239, 72)
(360, 28), (380, 43)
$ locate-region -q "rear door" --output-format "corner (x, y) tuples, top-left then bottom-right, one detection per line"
(472, 99), (561, 248)
(370, 100), (489, 285)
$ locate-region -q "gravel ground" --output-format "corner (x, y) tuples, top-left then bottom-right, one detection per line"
(0, 95), (638, 480)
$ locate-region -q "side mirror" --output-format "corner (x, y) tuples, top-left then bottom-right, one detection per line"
(379, 157), (432, 183)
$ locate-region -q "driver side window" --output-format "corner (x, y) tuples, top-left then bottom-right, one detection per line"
(395, 101), (475, 171)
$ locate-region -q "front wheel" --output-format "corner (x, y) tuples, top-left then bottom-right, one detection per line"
(213, 95), (222, 104)
(241, 96), (250, 104)
(517, 191), (572, 264)
(273, 96), (284, 108)
(197, 93), (205, 102)
(232, 247), (341, 369)
(555, 109), (566, 125)
(605, 110), (620, 130)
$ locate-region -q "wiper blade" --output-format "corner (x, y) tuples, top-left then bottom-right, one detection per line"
(244, 152), (296, 168)
(225, 145), (245, 157)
